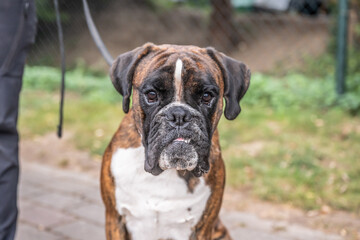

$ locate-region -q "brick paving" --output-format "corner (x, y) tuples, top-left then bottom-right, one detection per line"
(16, 162), (344, 240)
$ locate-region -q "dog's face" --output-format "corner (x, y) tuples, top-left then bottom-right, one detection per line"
(110, 43), (250, 177)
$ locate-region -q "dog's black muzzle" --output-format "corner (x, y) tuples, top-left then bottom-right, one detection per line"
(144, 104), (211, 177)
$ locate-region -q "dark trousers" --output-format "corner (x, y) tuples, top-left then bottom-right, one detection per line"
(0, 0), (36, 239)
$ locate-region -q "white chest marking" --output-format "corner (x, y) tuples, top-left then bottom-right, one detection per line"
(174, 58), (183, 102)
(111, 146), (211, 240)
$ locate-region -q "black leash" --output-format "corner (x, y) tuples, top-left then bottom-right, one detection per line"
(54, 0), (113, 138)
(82, 0), (113, 66)
(54, 0), (66, 138)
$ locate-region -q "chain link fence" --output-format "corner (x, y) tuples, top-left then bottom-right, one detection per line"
(27, 0), (353, 73)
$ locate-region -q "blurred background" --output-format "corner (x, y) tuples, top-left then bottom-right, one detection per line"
(19, 0), (359, 239)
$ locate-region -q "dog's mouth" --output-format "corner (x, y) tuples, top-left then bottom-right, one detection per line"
(145, 134), (211, 177)
(145, 127), (211, 177)
(158, 138), (198, 171)
(173, 137), (190, 143)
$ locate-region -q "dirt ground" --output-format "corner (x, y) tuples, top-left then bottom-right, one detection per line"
(20, 132), (360, 240)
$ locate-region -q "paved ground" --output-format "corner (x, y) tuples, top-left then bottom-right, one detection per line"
(16, 162), (344, 240)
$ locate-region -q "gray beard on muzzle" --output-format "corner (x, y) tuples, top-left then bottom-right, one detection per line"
(159, 141), (198, 171)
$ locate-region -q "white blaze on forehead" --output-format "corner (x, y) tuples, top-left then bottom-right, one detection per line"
(174, 58), (183, 101)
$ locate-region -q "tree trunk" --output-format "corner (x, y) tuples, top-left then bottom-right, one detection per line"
(209, 0), (240, 52)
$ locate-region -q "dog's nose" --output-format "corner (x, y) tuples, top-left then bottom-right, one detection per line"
(166, 107), (191, 127)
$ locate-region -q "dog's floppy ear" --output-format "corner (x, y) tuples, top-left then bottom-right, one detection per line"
(110, 43), (154, 113)
(206, 47), (251, 120)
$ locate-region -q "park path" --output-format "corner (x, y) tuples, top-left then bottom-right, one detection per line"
(17, 162), (344, 240)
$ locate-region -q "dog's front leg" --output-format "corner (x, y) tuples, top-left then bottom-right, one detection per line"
(101, 145), (130, 240)
(105, 208), (130, 240)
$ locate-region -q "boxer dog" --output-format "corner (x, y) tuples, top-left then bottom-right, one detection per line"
(101, 43), (250, 240)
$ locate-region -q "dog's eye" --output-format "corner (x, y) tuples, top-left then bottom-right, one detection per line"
(201, 92), (213, 105)
(146, 91), (158, 103)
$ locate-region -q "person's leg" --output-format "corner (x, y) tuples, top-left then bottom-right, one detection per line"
(0, 0), (36, 239)
(0, 80), (22, 240)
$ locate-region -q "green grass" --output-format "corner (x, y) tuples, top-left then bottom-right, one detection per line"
(221, 107), (360, 212)
(19, 65), (360, 213)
